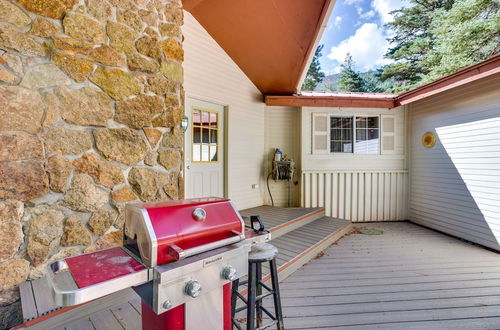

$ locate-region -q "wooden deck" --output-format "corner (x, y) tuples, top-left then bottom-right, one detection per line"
(267, 222), (500, 329)
(20, 219), (500, 329)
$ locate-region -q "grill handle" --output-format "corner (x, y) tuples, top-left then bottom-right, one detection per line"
(168, 232), (244, 260)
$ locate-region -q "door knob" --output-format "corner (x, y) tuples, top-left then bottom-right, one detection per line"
(186, 165), (191, 169)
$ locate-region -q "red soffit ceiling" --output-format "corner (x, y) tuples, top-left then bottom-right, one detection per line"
(183, 0), (332, 95)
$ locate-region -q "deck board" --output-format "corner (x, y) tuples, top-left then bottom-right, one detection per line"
(26, 218), (500, 329)
(277, 222), (500, 329)
(239, 206), (322, 229)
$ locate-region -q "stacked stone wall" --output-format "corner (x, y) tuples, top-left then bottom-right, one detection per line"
(0, 0), (184, 327)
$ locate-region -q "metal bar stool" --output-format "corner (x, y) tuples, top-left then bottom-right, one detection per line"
(231, 243), (285, 330)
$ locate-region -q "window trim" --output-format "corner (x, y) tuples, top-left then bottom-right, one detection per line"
(329, 115), (381, 155)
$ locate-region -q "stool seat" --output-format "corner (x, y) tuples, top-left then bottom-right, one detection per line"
(249, 243), (278, 262)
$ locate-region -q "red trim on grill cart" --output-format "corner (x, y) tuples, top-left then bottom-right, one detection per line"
(223, 283), (232, 330)
(142, 300), (185, 330)
(65, 247), (145, 288)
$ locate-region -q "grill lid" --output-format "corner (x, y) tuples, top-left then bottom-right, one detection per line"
(125, 198), (245, 267)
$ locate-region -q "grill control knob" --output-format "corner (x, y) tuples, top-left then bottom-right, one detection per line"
(185, 280), (202, 298)
(192, 208), (206, 222)
(222, 266), (237, 281)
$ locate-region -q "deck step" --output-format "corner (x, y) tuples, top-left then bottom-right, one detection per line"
(238, 216), (352, 293)
(240, 206), (326, 239)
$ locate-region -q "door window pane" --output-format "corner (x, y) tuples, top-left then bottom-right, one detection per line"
(202, 127), (209, 143)
(193, 144), (201, 162)
(193, 109), (201, 125)
(210, 145), (217, 161)
(210, 112), (218, 128)
(201, 144), (209, 162)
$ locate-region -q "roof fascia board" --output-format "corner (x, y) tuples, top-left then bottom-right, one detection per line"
(267, 53), (500, 108)
(295, 0), (336, 94)
(395, 54), (500, 106)
(265, 95), (395, 108)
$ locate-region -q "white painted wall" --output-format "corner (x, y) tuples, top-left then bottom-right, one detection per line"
(182, 12), (265, 210)
(263, 106), (301, 207)
(408, 75), (500, 250)
(300, 106), (408, 221)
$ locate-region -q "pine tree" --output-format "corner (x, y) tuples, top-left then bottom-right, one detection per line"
(421, 0), (500, 83)
(337, 54), (365, 92)
(381, 0), (455, 89)
(302, 45), (326, 91)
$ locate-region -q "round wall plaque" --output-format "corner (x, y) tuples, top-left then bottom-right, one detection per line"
(422, 131), (436, 148)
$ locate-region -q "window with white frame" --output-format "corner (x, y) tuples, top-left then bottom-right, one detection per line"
(313, 113), (394, 155)
(330, 116), (379, 154)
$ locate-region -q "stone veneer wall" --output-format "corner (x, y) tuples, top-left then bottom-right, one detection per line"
(0, 0), (184, 327)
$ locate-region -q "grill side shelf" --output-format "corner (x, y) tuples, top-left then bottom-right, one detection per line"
(47, 247), (151, 307)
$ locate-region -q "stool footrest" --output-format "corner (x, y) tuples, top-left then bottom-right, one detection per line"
(257, 321), (278, 330)
(259, 305), (276, 320)
(257, 281), (272, 292)
(235, 305), (247, 314)
(255, 291), (274, 302)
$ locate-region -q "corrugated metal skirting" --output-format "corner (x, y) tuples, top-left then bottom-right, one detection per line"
(302, 170), (408, 222)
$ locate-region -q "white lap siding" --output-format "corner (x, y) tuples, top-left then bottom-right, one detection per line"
(182, 12), (265, 209)
(408, 75), (500, 250)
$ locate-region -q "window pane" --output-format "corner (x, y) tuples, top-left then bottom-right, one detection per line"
(193, 109), (201, 125)
(202, 127), (209, 143)
(330, 117), (353, 153)
(210, 112), (218, 128)
(330, 117), (340, 128)
(202, 144), (209, 161)
(193, 126), (201, 143)
(332, 141), (342, 152)
(368, 129), (379, 140)
(342, 129), (352, 141)
(356, 129), (367, 141)
(331, 129), (341, 140)
(356, 117), (367, 128)
(342, 118), (352, 128)
(210, 129), (217, 143)
(201, 111), (210, 127)
(210, 144), (217, 161)
(193, 144), (201, 162)
(342, 142), (353, 153)
(368, 117), (379, 128)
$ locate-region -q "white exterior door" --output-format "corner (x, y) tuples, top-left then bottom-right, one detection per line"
(185, 98), (225, 198)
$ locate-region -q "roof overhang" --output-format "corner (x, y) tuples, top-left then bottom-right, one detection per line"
(266, 92), (396, 108)
(183, 0), (335, 95)
(265, 53), (500, 108)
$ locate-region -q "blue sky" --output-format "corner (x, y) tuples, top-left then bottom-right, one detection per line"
(319, 0), (406, 75)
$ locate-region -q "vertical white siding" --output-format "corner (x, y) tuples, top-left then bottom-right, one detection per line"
(263, 106), (301, 207)
(409, 76), (500, 250)
(302, 170), (408, 221)
(300, 106), (408, 220)
(182, 12), (265, 209)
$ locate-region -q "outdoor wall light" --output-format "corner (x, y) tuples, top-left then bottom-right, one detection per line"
(181, 115), (189, 133)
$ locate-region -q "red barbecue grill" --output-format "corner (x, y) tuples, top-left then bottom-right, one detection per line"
(47, 198), (270, 330)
